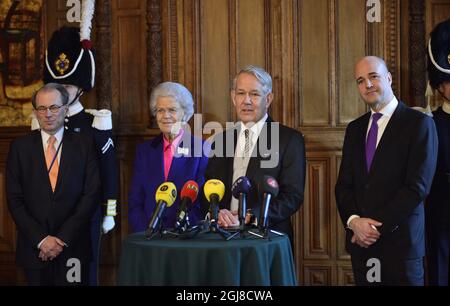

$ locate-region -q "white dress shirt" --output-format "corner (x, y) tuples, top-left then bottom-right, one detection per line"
(230, 113), (268, 213)
(37, 127), (64, 249)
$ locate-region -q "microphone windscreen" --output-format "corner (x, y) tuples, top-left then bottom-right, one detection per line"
(204, 179), (225, 202)
(231, 176), (252, 198)
(260, 175), (279, 197)
(155, 182), (177, 206)
(180, 180), (199, 203)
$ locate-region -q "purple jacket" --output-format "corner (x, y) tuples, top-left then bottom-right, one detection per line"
(128, 133), (209, 232)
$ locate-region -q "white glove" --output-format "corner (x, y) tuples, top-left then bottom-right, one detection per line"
(102, 216), (115, 234)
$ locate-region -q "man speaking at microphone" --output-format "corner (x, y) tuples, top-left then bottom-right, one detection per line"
(205, 65), (306, 246)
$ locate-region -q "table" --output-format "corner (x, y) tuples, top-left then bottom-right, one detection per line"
(117, 231), (297, 286)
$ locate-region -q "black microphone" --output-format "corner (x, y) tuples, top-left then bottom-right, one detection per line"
(146, 182), (177, 238)
(258, 175), (279, 230)
(175, 180), (199, 230)
(231, 176), (252, 227)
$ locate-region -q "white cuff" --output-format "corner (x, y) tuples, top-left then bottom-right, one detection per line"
(37, 236), (49, 249)
(346, 215), (360, 229)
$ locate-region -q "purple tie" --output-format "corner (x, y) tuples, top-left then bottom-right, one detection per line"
(365, 112), (383, 171)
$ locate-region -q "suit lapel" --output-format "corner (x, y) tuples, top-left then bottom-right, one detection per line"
(32, 131), (53, 192)
(151, 134), (166, 182)
(226, 128), (238, 190)
(245, 117), (273, 180)
(369, 102), (404, 173)
(357, 112), (371, 177)
(55, 132), (73, 193)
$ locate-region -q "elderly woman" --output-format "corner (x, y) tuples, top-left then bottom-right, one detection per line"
(128, 82), (208, 232)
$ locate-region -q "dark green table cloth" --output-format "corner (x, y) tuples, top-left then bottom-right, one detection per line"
(117, 231), (297, 286)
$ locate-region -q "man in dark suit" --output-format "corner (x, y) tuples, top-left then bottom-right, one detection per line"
(335, 56), (438, 286)
(6, 83), (100, 285)
(425, 18), (450, 286)
(204, 65), (306, 246)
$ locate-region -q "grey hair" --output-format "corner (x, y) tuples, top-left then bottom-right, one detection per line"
(149, 82), (195, 122)
(232, 65), (273, 95)
(32, 83), (69, 108)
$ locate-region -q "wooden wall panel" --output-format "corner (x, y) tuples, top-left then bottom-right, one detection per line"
(303, 156), (332, 260)
(303, 264), (333, 286)
(337, 0), (367, 125)
(200, 0), (230, 123)
(266, 0), (298, 126)
(112, 1), (149, 135)
(0, 0), (436, 286)
(337, 265), (355, 286)
(300, 0), (330, 126)
(236, 0), (265, 69)
(335, 154), (350, 260)
(0, 165), (15, 253)
(0, 129), (28, 285)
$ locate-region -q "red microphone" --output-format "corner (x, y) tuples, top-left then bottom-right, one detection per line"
(175, 180), (199, 230)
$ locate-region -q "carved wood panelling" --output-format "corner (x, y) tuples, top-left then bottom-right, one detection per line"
(303, 264), (333, 286)
(335, 154), (350, 260)
(0, 0), (432, 286)
(384, 0), (401, 97)
(409, 0), (427, 107)
(303, 156), (332, 260)
(338, 265), (355, 286)
(96, 0), (113, 111)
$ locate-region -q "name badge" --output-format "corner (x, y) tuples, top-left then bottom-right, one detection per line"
(177, 147), (189, 156)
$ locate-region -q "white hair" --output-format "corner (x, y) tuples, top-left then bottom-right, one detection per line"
(149, 82), (195, 122)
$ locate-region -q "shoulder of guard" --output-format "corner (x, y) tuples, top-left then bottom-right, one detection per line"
(85, 109), (113, 131)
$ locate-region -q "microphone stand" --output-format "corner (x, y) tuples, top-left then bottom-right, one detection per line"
(247, 226), (285, 240)
(145, 220), (165, 240)
(163, 215), (204, 239)
(226, 194), (248, 241)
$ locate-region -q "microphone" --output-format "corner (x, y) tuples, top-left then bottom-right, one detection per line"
(258, 175), (279, 230)
(231, 176), (251, 227)
(146, 182), (177, 237)
(203, 179), (225, 223)
(175, 180), (199, 230)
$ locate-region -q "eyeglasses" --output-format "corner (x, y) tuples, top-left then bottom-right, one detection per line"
(155, 107), (180, 116)
(234, 91), (266, 101)
(34, 104), (66, 114)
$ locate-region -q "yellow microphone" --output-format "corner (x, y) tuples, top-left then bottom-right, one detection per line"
(146, 182), (177, 237)
(203, 179), (225, 223)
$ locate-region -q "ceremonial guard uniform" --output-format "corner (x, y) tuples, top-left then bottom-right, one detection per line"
(426, 18), (450, 286)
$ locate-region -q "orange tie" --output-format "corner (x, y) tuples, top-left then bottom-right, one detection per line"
(46, 135), (59, 192)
